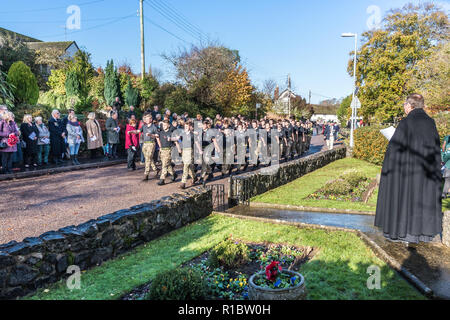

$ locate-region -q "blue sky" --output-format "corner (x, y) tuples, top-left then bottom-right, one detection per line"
(1, 0), (449, 103)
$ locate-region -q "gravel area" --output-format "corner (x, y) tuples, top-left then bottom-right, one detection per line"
(0, 135), (325, 244)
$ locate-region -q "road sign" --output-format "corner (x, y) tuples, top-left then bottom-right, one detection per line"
(351, 96), (361, 109)
(256, 103), (261, 109)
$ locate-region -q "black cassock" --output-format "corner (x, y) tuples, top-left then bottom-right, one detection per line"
(375, 108), (442, 243)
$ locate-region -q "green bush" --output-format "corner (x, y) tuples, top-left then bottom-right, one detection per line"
(353, 126), (389, 166)
(321, 179), (353, 196)
(341, 172), (368, 188)
(146, 268), (207, 300)
(207, 238), (250, 269)
(7, 61), (39, 105)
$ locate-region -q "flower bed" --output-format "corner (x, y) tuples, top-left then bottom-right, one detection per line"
(122, 239), (317, 300)
(308, 171), (374, 202)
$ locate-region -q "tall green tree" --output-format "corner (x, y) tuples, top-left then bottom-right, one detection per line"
(63, 49), (94, 111)
(409, 41), (450, 112)
(349, 3), (449, 122)
(7, 61), (39, 106)
(104, 59), (121, 106)
(337, 95), (352, 125)
(124, 79), (140, 107)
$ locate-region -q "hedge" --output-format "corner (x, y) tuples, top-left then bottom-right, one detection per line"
(352, 126), (389, 166)
(352, 112), (449, 166)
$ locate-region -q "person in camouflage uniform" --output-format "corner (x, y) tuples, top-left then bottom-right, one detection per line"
(179, 121), (199, 189)
(140, 113), (159, 181)
(156, 120), (178, 186)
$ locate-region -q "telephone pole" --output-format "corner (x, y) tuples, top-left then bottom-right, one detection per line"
(140, 0), (145, 80)
(308, 90), (311, 105)
(287, 74), (291, 118)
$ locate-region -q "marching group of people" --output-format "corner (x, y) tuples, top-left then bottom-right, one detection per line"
(0, 102), (318, 189)
(125, 105), (314, 189)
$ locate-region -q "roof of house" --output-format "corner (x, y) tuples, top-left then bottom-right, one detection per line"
(0, 27), (78, 54)
(0, 27), (41, 42)
(26, 41), (78, 52)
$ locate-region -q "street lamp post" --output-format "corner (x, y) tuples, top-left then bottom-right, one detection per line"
(341, 33), (358, 148)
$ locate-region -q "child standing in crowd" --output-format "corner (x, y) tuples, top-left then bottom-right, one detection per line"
(66, 114), (84, 165)
(125, 118), (140, 171)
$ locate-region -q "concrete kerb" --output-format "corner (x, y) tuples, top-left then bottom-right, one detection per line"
(250, 202), (376, 216)
(0, 159), (127, 182)
(212, 211), (435, 299)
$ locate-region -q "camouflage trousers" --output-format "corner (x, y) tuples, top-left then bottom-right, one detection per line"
(181, 148), (196, 183)
(284, 140), (294, 158)
(160, 148), (174, 180)
(200, 153), (212, 179)
(142, 142), (157, 175)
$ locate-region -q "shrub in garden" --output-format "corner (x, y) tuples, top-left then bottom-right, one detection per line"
(146, 268), (207, 300)
(207, 238), (250, 269)
(7, 61), (39, 105)
(321, 179), (353, 196)
(341, 172), (367, 187)
(353, 126), (389, 166)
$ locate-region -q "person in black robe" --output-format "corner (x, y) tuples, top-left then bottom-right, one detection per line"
(375, 94), (443, 244)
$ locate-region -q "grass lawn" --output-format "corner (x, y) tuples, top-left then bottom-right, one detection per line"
(252, 158), (382, 213)
(26, 214), (424, 300)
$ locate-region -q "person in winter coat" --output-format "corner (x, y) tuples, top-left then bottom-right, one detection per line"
(20, 114), (39, 168)
(35, 116), (50, 166)
(66, 114), (84, 165)
(105, 111), (120, 159)
(48, 109), (65, 165)
(0, 111), (20, 174)
(125, 118), (140, 170)
(85, 112), (104, 159)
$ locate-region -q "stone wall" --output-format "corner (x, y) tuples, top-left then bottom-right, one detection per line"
(0, 188), (212, 299)
(229, 146), (347, 205)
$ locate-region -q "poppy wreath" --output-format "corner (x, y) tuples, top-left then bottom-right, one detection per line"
(265, 261), (282, 282)
(7, 133), (18, 147)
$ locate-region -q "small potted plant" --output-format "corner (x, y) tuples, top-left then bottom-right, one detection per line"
(248, 261), (306, 300)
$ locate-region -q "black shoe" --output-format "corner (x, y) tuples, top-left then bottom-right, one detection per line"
(157, 179), (165, 186)
(208, 173), (214, 180)
(142, 175), (149, 181)
(180, 183), (186, 190)
(172, 173), (178, 182)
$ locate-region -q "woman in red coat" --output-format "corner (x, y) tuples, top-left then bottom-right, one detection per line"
(125, 118), (139, 170)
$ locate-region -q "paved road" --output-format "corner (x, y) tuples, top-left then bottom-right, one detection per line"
(0, 135), (327, 244)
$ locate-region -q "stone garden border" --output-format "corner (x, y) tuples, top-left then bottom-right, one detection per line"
(0, 187), (212, 300)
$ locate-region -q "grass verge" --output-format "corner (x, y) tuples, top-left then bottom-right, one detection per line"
(252, 158), (381, 212)
(26, 214), (424, 300)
